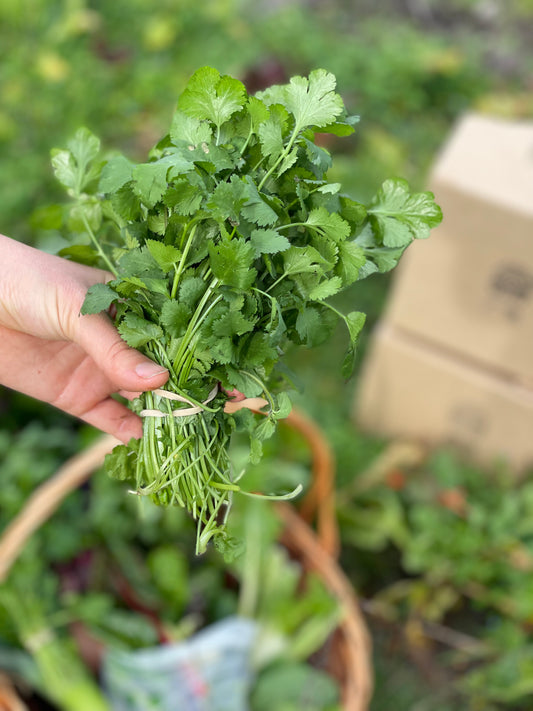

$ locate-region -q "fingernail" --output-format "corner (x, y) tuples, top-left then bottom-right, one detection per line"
(135, 362), (169, 379)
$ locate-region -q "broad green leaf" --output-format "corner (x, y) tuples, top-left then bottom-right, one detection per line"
(178, 67), (246, 133)
(305, 207), (351, 242)
(132, 162), (169, 207)
(368, 178), (443, 247)
(308, 276), (342, 301)
(146, 239), (181, 272)
(118, 314), (163, 347)
(67, 127), (100, 170)
(170, 110), (213, 146)
(160, 301), (192, 337)
(51, 149), (77, 191)
(247, 95), (269, 129)
(258, 104), (289, 163)
(179, 276), (207, 309)
(282, 245), (329, 277)
(206, 176), (246, 222)
(208, 239), (257, 289)
(335, 241), (366, 285)
(261, 69), (344, 131)
(250, 229), (290, 257)
(67, 202), (102, 233)
(163, 178), (204, 216)
(99, 155), (134, 193)
(80, 283), (117, 315)
(241, 178), (278, 226)
(295, 307), (323, 347)
(212, 310), (254, 337)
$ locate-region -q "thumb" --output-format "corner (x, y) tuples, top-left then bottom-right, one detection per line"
(72, 311), (169, 392)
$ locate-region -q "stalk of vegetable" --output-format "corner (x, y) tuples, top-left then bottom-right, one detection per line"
(0, 587), (110, 711)
(49, 67), (442, 554)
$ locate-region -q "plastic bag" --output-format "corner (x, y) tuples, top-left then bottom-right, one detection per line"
(102, 616), (257, 711)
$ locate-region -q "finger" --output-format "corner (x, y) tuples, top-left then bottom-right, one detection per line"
(79, 396), (144, 444)
(118, 390), (143, 401)
(73, 312), (169, 393)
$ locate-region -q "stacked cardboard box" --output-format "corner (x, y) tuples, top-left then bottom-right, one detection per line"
(355, 113), (533, 472)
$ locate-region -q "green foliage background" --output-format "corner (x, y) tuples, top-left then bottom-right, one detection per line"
(1, 0), (532, 709)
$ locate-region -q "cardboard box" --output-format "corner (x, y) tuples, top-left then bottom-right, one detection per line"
(355, 324), (533, 473)
(385, 113), (533, 384)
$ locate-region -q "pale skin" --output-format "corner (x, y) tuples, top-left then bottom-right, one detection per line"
(0, 233), (173, 443)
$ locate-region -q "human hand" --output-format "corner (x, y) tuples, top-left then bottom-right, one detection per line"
(0, 234), (170, 443)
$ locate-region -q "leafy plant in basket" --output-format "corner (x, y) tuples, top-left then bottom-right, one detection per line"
(49, 66), (442, 553)
(0, 423), (349, 711)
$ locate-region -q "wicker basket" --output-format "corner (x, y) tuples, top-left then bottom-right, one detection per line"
(0, 409), (373, 710)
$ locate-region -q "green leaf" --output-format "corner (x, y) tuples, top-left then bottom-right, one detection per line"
(296, 307), (323, 347)
(262, 69), (344, 130)
(117, 247), (162, 277)
(368, 178), (443, 247)
(163, 177), (204, 216)
(104, 442), (138, 481)
(341, 311), (366, 378)
(224, 368), (264, 398)
(132, 162), (169, 208)
(146, 239), (181, 272)
(308, 276), (342, 301)
(118, 314), (163, 347)
(282, 246), (329, 277)
(241, 178), (278, 226)
(335, 241), (366, 286)
(258, 105), (289, 163)
(208, 238), (257, 289)
(206, 176), (246, 223)
(67, 127), (100, 169)
(247, 95), (270, 129)
(51, 149), (77, 191)
(67, 202), (102, 233)
(99, 155), (134, 193)
(80, 283), (117, 315)
(160, 301), (192, 338)
(212, 310), (254, 337)
(305, 207), (351, 242)
(178, 67), (246, 133)
(250, 229), (290, 257)
(111, 183), (142, 222)
(170, 110), (213, 146)
(179, 276), (208, 309)
(59, 244), (101, 266)
(274, 391), (292, 419)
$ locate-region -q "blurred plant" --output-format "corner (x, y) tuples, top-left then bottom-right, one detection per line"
(338, 445), (533, 709)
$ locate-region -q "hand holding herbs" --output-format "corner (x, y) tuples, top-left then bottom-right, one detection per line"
(0, 233), (170, 442)
(49, 67), (442, 553)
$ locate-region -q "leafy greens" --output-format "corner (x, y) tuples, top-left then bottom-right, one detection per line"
(50, 66), (442, 554)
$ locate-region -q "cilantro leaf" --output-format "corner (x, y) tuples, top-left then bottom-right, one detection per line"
(305, 207), (351, 242)
(132, 162), (169, 207)
(118, 314), (163, 347)
(99, 155), (134, 194)
(160, 301), (192, 338)
(368, 178), (443, 247)
(308, 276), (342, 301)
(80, 283), (118, 315)
(146, 240), (181, 272)
(250, 229), (290, 257)
(170, 110), (213, 146)
(295, 307), (324, 347)
(263, 69), (344, 131)
(178, 67), (246, 136)
(208, 239), (257, 289)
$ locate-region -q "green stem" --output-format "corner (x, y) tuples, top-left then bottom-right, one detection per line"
(258, 124), (301, 191)
(171, 224), (198, 299)
(81, 212), (117, 276)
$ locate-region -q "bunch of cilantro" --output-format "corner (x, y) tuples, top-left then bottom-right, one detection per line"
(50, 67), (441, 554)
